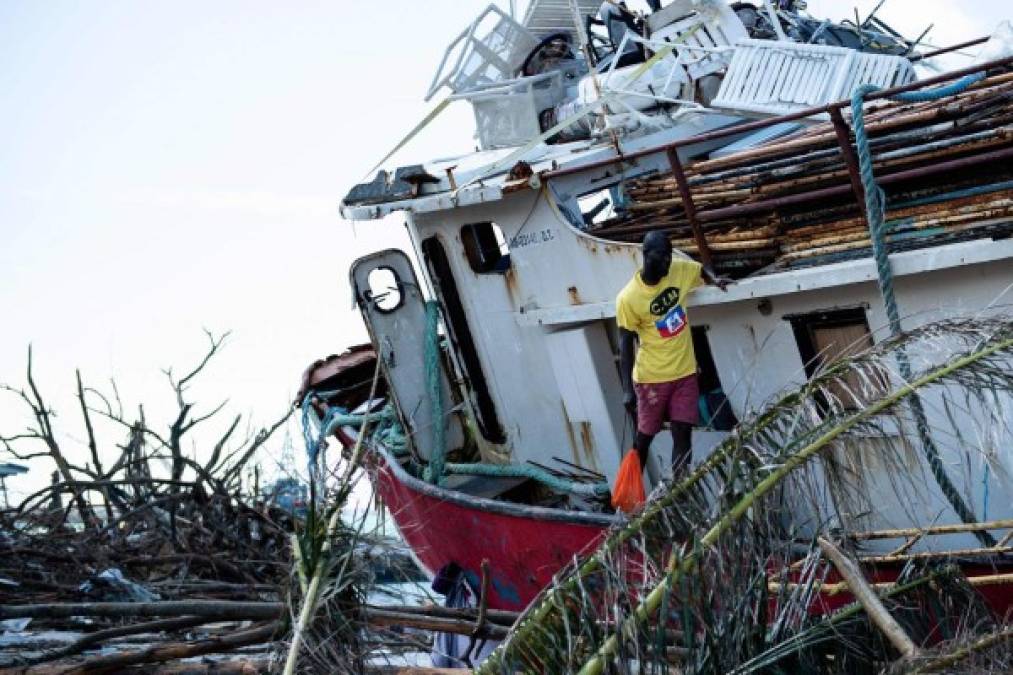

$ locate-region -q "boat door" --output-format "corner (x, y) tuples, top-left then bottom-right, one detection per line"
(350, 249), (464, 463)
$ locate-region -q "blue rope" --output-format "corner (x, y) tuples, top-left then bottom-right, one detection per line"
(850, 73), (995, 545)
(300, 395), (404, 476)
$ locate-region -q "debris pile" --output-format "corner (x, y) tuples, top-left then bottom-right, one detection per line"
(0, 341), (505, 674)
(593, 70), (1013, 276)
(0, 338), (295, 672)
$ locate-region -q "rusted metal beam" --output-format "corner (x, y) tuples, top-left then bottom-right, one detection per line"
(666, 147), (713, 268)
(829, 106), (869, 227)
(910, 36), (990, 62)
(542, 55), (1013, 181)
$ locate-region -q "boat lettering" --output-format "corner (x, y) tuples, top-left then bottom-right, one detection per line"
(509, 228), (555, 249)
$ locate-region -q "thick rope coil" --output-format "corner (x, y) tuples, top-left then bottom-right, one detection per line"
(850, 73), (995, 546)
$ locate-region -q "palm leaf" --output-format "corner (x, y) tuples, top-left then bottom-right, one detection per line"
(477, 318), (1013, 675)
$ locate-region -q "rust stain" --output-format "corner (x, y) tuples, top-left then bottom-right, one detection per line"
(503, 267), (519, 306)
(567, 285), (583, 305)
(578, 421), (599, 471)
(559, 401), (581, 467)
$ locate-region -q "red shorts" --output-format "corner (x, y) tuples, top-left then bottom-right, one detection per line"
(635, 374), (700, 435)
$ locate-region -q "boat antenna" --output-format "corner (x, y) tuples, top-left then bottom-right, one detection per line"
(861, 0), (887, 27)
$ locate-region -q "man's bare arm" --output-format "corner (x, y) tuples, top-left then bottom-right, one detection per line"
(619, 328), (637, 414)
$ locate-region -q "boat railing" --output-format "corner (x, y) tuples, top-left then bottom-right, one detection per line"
(543, 53), (1013, 270)
(448, 71), (566, 150)
(598, 32), (730, 114)
(425, 3), (539, 102)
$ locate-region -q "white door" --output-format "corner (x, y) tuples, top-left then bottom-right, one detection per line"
(350, 249), (465, 463)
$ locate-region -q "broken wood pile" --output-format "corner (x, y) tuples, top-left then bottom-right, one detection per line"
(0, 336), (299, 672)
(593, 70), (1013, 276)
(0, 339), (510, 673)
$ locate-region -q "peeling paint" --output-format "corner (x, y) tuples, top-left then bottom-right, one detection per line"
(560, 401), (581, 467)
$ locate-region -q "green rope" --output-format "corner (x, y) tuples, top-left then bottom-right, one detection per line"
(424, 300), (446, 484)
(850, 73), (995, 546)
(444, 462), (610, 498)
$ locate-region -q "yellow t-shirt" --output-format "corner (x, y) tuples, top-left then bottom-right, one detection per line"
(615, 259), (703, 384)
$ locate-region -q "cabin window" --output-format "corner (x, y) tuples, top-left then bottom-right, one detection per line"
(692, 326), (737, 430)
(691, 326), (720, 393)
(461, 222), (510, 273)
(365, 267), (403, 313)
(787, 307), (882, 409)
(577, 187), (620, 228)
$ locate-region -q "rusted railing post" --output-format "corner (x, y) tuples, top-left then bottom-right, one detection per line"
(665, 147), (713, 268)
(829, 105), (869, 225)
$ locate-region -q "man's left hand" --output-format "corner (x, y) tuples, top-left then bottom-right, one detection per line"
(703, 265), (733, 292)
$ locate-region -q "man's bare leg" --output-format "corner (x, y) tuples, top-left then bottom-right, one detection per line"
(634, 431), (655, 469)
(670, 422), (692, 479)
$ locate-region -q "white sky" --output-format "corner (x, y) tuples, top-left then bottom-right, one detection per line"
(0, 0), (1007, 498)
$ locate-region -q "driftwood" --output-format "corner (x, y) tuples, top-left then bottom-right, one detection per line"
(817, 536), (920, 659)
(0, 601), (285, 622)
(0, 339), (298, 672)
(16, 616), (217, 667)
(10, 622), (282, 675)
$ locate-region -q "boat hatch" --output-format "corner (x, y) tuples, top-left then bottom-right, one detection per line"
(350, 249), (466, 463)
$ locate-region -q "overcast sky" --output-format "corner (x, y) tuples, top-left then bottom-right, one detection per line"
(0, 0), (1007, 498)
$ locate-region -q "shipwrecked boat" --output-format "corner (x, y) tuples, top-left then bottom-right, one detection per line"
(305, 0), (1013, 635)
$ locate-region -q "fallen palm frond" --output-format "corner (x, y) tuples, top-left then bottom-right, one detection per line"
(478, 317), (1013, 674)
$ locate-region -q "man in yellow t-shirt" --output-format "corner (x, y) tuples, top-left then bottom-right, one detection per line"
(616, 231), (730, 479)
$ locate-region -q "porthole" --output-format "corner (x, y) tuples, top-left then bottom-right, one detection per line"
(366, 267), (403, 313)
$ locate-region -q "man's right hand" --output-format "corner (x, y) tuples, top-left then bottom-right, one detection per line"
(623, 390), (637, 417)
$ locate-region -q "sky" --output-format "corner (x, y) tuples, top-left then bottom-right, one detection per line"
(0, 0), (1007, 499)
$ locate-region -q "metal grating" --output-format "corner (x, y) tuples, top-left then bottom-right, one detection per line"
(521, 0), (602, 40)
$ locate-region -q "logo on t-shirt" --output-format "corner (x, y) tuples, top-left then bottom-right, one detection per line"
(655, 305), (687, 339)
(649, 287), (680, 316)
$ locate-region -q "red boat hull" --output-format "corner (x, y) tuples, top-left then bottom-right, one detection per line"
(367, 448), (615, 611)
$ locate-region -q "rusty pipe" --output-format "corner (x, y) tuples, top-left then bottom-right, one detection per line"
(665, 147), (713, 268)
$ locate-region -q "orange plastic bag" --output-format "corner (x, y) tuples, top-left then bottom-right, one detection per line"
(611, 449), (646, 513)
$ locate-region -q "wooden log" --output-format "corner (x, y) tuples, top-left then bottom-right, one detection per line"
(851, 518), (1013, 540)
(363, 608), (509, 640)
(770, 572), (1013, 597)
(11, 622), (281, 675)
(121, 662), (270, 674)
(17, 616), (217, 667)
(818, 536), (919, 659)
(364, 603), (518, 627)
(0, 601), (284, 621)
